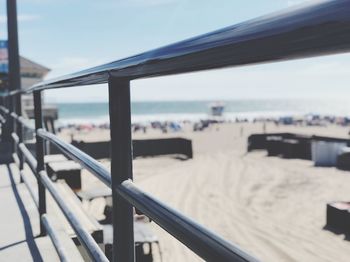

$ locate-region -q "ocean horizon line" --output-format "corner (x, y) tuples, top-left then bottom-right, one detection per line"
(48, 98), (350, 104)
(52, 99), (350, 125)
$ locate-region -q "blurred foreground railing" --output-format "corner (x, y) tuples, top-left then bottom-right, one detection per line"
(2, 0), (350, 261)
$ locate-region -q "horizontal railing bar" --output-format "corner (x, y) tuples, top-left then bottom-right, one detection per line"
(117, 180), (258, 262)
(10, 112), (18, 120)
(18, 116), (35, 131)
(37, 129), (111, 187)
(22, 0), (350, 92)
(11, 132), (19, 145)
(10, 112), (35, 130)
(12, 153), (20, 167)
(41, 214), (71, 262)
(0, 106), (9, 114)
(20, 169), (39, 208)
(18, 143), (37, 174)
(12, 152), (39, 207)
(39, 171), (108, 262)
(0, 114), (5, 124)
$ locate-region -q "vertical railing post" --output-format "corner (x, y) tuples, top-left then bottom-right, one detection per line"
(7, 0), (21, 150)
(16, 92), (23, 182)
(34, 91), (46, 236)
(108, 77), (134, 262)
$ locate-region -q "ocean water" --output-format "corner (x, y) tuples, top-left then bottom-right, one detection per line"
(55, 99), (350, 125)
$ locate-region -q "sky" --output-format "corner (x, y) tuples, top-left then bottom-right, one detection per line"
(1, 0), (350, 103)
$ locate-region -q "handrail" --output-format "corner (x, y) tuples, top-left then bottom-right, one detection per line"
(0, 106), (9, 114)
(39, 171), (109, 262)
(18, 116), (35, 131)
(20, 169), (39, 207)
(22, 0), (350, 92)
(37, 129), (111, 187)
(10, 112), (17, 120)
(118, 180), (257, 262)
(41, 215), (71, 262)
(12, 153), (19, 167)
(0, 114), (5, 124)
(18, 143), (37, 174)
(10, 112), (35, 130)
(11, 132), (19, 144)
(13, 146), (38, 208)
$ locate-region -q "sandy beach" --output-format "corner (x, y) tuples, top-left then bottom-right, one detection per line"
(62, 122), (350, 262)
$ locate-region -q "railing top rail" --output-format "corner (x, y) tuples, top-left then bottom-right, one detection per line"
(21, 0), (350, 93)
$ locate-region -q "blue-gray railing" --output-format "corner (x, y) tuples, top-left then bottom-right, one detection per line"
(1, 0), (350, 261)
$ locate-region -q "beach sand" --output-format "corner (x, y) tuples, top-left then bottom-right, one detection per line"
(63, 123), (350, 261)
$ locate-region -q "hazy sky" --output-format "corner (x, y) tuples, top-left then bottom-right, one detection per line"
(1, 0), (350, 102)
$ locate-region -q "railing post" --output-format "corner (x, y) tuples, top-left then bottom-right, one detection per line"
(108, 77), (134, 262)
(34, 91), (46, 236)
(16, 93), (23, 182)
(7, 0), (21, 151)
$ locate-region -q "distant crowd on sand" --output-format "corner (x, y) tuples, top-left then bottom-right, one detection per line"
(56, 114), (350, 135)
(253, 114), (350, 127)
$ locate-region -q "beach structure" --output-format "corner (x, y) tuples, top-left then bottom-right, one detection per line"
(70, 138), (193, 160)
(311, 141), (347, 166)
(46, 160), (82, 191)
(1, 0), (350, 261)
(336, 147), (350, 170)
(281, 136), (312, 160)
(0, 45), (58, 134)
(20, 137), (193, 160)
(326, 202), (350, 236)
(20, 56), (58, 133)
(248, 133), (312, 160)
(248, 132), (350, 164)
(209, 101), (225, 117)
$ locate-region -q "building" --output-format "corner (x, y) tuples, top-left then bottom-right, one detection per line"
(19, 56), (58, 133)
(0, 52), (58, 133)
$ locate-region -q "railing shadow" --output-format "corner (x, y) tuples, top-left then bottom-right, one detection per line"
(5, 164), (43, 262)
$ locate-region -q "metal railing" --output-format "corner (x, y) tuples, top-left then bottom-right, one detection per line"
(2, 0), (350, 261)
